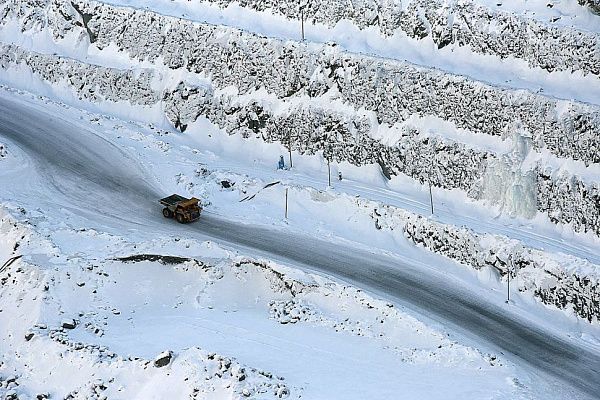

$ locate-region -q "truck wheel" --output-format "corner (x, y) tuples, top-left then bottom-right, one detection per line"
(162, 208), (172, 218)
(176, 213), (185, 223)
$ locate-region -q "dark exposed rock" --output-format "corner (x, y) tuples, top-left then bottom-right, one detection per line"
(154, 350), (172, 368)
(61, 319), (77, 329)
(114, 254), (193, 265)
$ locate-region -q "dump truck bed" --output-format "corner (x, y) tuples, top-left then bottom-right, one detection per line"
(160, 194), (189, 207)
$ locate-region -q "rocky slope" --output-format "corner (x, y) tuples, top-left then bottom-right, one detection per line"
(197, 0), (600, 76)
(1, 0), (598, 235)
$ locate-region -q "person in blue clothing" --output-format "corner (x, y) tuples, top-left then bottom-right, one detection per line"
(278, 155), (285, 170)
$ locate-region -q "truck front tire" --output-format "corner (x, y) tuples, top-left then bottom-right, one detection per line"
(176, 213), (185, 223)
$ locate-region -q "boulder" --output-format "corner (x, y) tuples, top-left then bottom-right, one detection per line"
(153, 351), (172, 368)
(61, 319), (77, 329)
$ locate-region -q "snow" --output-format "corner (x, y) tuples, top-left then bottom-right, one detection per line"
(0, 207), (552, 399)
(3, 39), (599, 235)
(1, 212), (592, 399)
(0, 83), (597, 400)
(1, 0), (599, 398)
(2, 85), (599, 322)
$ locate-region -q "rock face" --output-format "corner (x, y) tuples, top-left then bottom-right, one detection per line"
(154, 350), (173, 368)
(182, 0), (600, 77)
(579, 0), (600, 14)
(10, 0), (595, 79)
(2, 0), (600, 164)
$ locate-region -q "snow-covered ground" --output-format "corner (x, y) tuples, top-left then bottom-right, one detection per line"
(1, 0), (600, 398)
(1, 86), (599, 399)
(0, 211), (539, 399)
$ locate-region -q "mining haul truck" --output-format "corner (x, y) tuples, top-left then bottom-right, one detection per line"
(160, 194), (201, 223)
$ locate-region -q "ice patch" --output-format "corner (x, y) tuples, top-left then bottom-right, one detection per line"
(480, 124), (537, 219)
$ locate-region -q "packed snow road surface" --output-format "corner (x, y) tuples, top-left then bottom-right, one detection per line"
(1, 93), (599, 398)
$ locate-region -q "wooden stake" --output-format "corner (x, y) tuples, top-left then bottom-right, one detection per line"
(285, 188), (289, 219)
(507, 268), (510, 303)
(327, 158), (331, 187)
(428, 180), (434, 215)
(301, 8), (305, 41)
(506, 256), (512, 303)
(288, 132), (293, 169)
